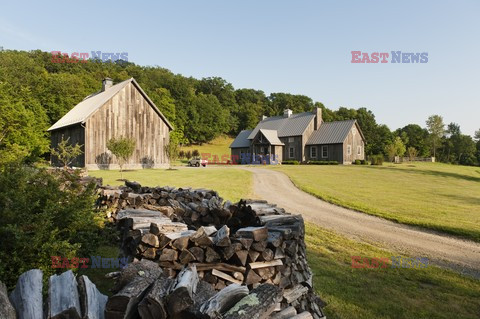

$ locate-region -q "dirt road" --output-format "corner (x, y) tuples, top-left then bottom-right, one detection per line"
(243, 167), (480, 278)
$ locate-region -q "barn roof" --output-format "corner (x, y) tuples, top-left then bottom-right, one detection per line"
(306, 120), (358, 145)
(229, 130), (252, 148)
(258, 129), (284, 145)
(247, 112), (315, 139)
(48, 78), (173, 131)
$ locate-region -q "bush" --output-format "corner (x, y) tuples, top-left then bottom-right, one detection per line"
(308, 161), (339, 165)
(185, 151), (192, 159)
(353, 159), (361, 165)
(0, 164), (104, 289)
(360, 160), (368, 165)
(282, 160), (300, 165)
(178, 150), (185, 159)
(192, 149), (200, 157)
(370, 154), (384, 165)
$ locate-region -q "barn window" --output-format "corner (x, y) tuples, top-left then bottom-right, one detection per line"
(288, 137), (294, 143)
(357, 145), (362, 155)
(310, 146), (317, 158)
(289, 147), (295, 158)
(321, 146), (328, 158)
(347, 145), (352, 155)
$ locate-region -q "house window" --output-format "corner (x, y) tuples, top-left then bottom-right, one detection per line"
(289, 147), (295, 158)
(310, 146), (317, 158)
(347, 145), (352, 155)
(321, 146), (328, 158)
(357, 145), (361, 155)
(288, 137), (294, 143)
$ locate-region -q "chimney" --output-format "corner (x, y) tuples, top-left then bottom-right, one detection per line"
(314, 106), (322, 130)
(262, 115), (267, 121)
(102, 78), (113, 91)
(283, 109), (293, 118)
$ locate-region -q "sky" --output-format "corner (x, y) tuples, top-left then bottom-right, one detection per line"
(1, 0), (479, 136)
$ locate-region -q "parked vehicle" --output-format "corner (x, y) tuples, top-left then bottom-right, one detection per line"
(188, 157), (207, 167)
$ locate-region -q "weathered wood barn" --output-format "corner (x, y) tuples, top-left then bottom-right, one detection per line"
(48, 78), (173, 169)
(230, 108), (365, 164)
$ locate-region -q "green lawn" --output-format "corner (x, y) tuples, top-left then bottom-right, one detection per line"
(306, 222), (480, 319)
(273, 162), (480, 241)
(89, 166), (252, 202)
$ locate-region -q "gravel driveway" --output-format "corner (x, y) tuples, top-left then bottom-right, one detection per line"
(243, 167), (480, 278)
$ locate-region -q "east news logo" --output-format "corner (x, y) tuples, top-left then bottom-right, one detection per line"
(351, 51), (428, 63)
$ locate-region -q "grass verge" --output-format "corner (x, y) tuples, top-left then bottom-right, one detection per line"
(306, 223), (480, 319)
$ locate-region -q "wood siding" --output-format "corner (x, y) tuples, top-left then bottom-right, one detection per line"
(306, 144), (343, 163)
(342, 122), (365, 163)
(301, 120), (315, 162)
(279, 136), (302, 161)
(50, 124), (85, 167)
(84, 82), (170, 169)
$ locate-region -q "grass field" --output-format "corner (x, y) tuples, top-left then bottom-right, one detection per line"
(306, 223), (480, 319)
(89, 166), (252, 202)
(273, 162), (480, 241)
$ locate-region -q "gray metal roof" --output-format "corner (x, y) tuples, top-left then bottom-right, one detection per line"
(48, 78), (173, 131)
(258, 129), (284, 145)
(229, 130), (252, 148)
(247, 112), (315, 139)
(306, 120), (357, 145)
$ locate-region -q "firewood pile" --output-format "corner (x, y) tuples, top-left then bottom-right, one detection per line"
(95, 181), (326, 318)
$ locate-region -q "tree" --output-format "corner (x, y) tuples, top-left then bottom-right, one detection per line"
(51, 137), (83, 168)
(164, 142), (179, 169)
(426, 115), (445, 158)
(107, 137), (136, 179)
(395, 124), (430, 156)
(385, 137), (406, 162)
(407, 147), (418, 160)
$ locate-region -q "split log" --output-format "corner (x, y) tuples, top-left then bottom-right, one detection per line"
(223, 284), (282, 319)
(236, 227), (268, 241)
(189, 247), (205, 262)
(105, 277), (152, 318)
(138, 275), (174, 319)
(47, 270), (82, 319)
(213, 225), (231, 247)
(141, 234), (159, 247)
(179, 249), (196, 264)
(245, 270), (262, 285)
(211, 269), (242, 284)
(290, 312), (313, 319)
(205, 247), (221, 263)
(249, 260), (283, 269)
(159, 249), (178, 262)
(167, 265), (199, 316)
(78, 275), (108, 319)
(9, 269), (43, 319)
(283, 285), (308, 303)
(111, 259), (162, 294)
(200, 284), (249, 318)
(191, 226), (217, 247)
(194, 263), (246, 273)
(0, 281), (15, 319)
(270, 306), (297, 319)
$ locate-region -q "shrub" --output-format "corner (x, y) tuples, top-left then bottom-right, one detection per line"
(282, 160), (300, 165)
(0, 164), (103, 289)
(51, 137), (83, 168)
(192, 149), (200, 157)
(308, 161), (339, 165)
(360, 159), (368, 165)
(370, 154), (384, 165)
(185, 151), (192, 159)
(354, 159), (361, 165)
(178, 150), (185, 159)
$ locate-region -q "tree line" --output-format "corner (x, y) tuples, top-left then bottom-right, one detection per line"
(0, 49), (478, 166)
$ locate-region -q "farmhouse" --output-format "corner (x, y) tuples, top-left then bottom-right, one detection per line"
(48, 78), (173, 169)
(230, 108), (365, 164)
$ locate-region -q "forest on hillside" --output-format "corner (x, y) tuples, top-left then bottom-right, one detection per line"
(0, 50), (479, 166)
